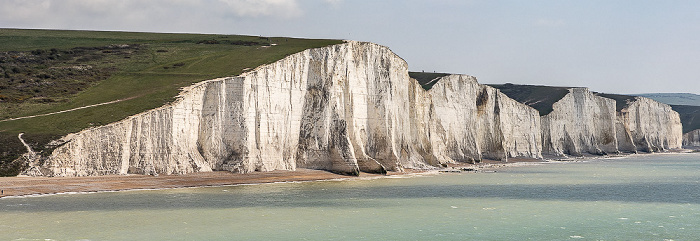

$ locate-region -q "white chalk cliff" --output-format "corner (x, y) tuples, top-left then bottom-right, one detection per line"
(27, 41), (683, 177)
(425, 75), (542, 162)
(617, 97), (683, 152)
(541, 88), (619, 156)
(682, 129), (700, 147)
(539, 89), (682, 156)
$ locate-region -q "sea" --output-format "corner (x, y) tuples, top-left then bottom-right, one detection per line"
(2, 153), (699, 241)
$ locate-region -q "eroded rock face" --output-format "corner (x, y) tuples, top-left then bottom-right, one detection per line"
(617, 97), (683, 152)
(539, 90), (682, 157)
(424, 75), (541, 163)
(32, 42), (543, 177)
(40, 42), (420, 176)
(682, 129), (700, 147)
(541, 88), (618, 156)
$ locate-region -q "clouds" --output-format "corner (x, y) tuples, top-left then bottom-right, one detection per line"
(0, 0), (304, 32)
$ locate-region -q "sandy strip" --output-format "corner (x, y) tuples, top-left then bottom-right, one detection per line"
(0, 151), (692, 199)
(0, 169), (383, 198)
(0, 159), (551, 198)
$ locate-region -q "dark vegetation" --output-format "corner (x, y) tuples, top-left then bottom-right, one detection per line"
(195, 38), (270, 46)
(475, 88), (489, 115)
(0, 133), (60, 176)
(594, 93), (637, 112)
(488, 83), (572, 116)
(0, 28), (342, 176)
(669, 105), (700, 133)
(408, 72), (450, 90)
(0, 44), (140, 105)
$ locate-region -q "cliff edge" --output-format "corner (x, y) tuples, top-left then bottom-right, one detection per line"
(24, 41), (683, 177)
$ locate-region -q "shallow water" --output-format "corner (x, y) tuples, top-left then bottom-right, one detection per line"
(2, 154), (700, 240)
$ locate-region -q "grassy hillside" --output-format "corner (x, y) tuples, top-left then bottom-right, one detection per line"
(669, 105), (700, 133)
(408, 72), (450, 90)
(595, 93), (637, 112)
(488, 83), (573, 116)
(637, 93), (700, 106)
(0, 28), (342, 176)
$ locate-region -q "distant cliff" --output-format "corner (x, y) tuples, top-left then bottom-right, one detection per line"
(492, 85), (683, 156)
(24, 41), (683, 177)
(422, 75), (542, 163)
(627, 93), (700, 146)
(684, 129), (700, 147)
(541, 88), (619, 156)
(617, 97), (683, 152)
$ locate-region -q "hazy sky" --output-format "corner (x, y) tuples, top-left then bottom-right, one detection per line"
(1, 0), (698, 94)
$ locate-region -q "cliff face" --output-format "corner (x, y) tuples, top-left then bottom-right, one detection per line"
(28, 41), (683, 177)
(34, 42), (542, 177)
(683, 129), (700, 147)
(39, 42), (422, 176)
(535, 89), (682, 157)
(541, 88), (618, 156)
(425, 75), (541, 162)
(617, 97), (683, 152)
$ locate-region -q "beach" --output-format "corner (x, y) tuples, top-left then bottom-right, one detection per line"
(0, 158), (555, 198)
(9, 152), (682, 198)
(0, 169), (373, 198)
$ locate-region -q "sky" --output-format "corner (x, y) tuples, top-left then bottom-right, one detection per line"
(1, 0), (698, 94)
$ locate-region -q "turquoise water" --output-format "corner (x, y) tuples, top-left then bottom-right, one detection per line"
(2, 154), (700, 240)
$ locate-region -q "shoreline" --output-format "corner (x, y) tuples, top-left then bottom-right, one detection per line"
(1, 151), (694, 199)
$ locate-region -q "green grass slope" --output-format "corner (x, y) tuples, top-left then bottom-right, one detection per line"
(636, 93), (700, 106)
(595, 93), (637, 112)
(669, 105), (700, 133)
(488, 83), (573, 116)
(0, 28), (342, 176)
(408, 72), (450, 90)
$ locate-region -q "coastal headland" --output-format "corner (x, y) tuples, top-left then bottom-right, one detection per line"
(1, 29), (697, 188)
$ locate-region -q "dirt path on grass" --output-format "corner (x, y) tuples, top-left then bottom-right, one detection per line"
(0, 97), (136, 122)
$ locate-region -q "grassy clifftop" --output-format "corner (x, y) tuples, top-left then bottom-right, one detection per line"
(0, 28), (342, 176)
(488, 83), (573, 116)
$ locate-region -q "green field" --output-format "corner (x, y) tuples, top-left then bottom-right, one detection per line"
(408, 71), (450, 90)
(0, 28), (342, 176)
